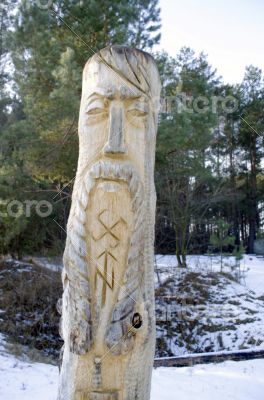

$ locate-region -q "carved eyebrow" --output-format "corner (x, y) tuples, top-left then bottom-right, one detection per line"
(87, 92), (105, 106)
(119, 86), (144, 100)
(87, 91), (147, 103)
(127, 96), (147, 103)
(120, 94), (142, 101)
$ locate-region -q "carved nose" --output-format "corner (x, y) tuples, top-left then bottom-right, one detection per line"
(104, 103), (126, 154)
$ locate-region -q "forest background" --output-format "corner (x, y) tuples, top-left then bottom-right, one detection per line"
(1, 0), (264, 267)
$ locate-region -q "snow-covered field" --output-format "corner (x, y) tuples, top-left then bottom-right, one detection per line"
(155, 254), (264, 296)
(0, 334), (57, 400)
(154, 254), (264, 356)
(155, 254), (264, 295)
(1, 254), (264, 399)
(1, 337), (264, 400)
(152, 359), (264, 400)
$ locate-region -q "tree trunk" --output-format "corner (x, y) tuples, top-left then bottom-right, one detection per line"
(248, 132), (258, 253)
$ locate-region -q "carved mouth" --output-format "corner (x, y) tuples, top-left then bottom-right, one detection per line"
(88, 160), (143, 212)
(97, 181), (122, 192)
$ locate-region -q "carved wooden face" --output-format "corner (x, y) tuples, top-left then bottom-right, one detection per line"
(71, 54), (159, 357)
(78, 58), (157, 179)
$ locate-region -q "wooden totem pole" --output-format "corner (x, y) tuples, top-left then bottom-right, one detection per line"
(58, 45), (161, 400)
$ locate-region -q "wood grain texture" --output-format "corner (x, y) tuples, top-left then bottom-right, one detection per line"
(58, 45), (160, 400)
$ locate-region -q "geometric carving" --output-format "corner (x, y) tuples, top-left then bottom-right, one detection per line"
(92, 209), (127, 306)
(88, 181), (133, 327)
(92, 209), (126, 249)
(95, 250), (116, 306)
(92, 209), (127, 307)
(92, 356), (102, 389)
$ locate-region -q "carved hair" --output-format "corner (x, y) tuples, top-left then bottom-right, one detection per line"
(84, 45), (161, 102)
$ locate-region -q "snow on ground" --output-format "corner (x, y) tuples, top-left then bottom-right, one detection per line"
(155, 254), (264, 296)
(155, 254), (264, 356)
(243, 255), (264, 296)
(1, 255), (264, 398)
(1, 333), (264, 400)
(27, 257), (63, 273)
(151, 359), (264, 400)
(0, 335), (58, 400)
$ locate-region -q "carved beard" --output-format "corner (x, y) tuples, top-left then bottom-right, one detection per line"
(62, 159), (145, 355)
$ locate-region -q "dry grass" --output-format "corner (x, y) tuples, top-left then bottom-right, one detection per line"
(0, 260), (63, 361)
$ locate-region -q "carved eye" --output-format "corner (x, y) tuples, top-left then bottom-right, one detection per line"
(127, 109), (148, 118)
(85, 98), (108, 121)
(86, 107), (107, 116)
(127, 99), (148, 127)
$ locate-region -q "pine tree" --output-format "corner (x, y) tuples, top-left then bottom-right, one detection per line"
(156, 48), (220, 266)
(238, 66), (264, 252)
(1, 0), (161, 255)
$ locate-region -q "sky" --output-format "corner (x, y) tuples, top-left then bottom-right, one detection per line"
(157, 0), (264, 84)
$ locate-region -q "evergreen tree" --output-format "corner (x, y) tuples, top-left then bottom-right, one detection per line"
(1, 0), (161, 255)
(156, 48), (220, 266)
(237, 66), (264, 252)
